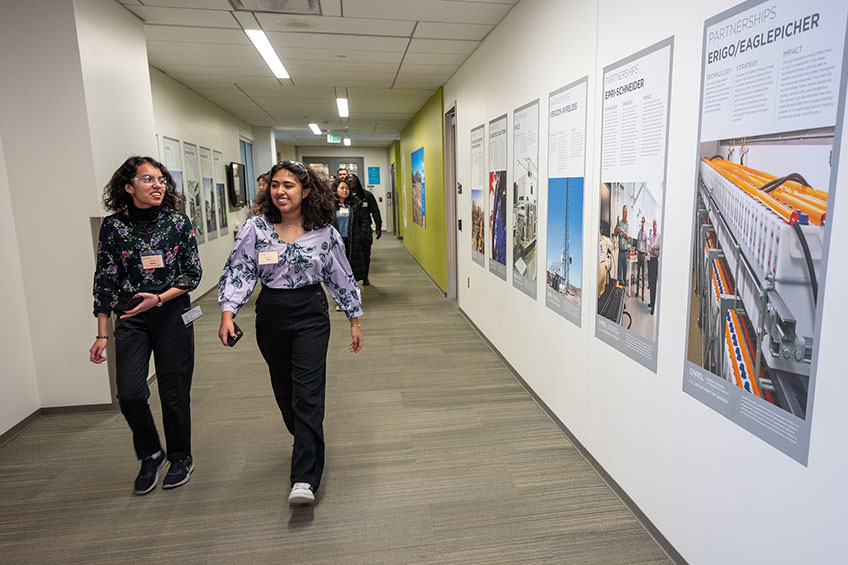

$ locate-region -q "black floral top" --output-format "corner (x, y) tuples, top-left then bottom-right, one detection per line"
(93, 205), (202, 316)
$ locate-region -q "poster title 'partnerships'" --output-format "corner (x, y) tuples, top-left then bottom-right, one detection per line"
(708, 12), (819, 64)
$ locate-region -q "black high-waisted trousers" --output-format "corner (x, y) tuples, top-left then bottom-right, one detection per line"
(255, 284), (331, 491)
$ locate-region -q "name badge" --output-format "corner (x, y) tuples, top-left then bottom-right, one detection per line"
(141, 251), (165, 269)
(339, 207), (350, 216)
(258, 251), (279, 265)
(181, 305), (203, 326)
(362, 202), (368, 208)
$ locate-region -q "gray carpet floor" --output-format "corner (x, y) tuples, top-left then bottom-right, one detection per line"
(0, 237), (670, 564)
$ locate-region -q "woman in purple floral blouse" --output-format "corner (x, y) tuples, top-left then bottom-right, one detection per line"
(218, 160), (363, 506)
(91, 156), (201, 495)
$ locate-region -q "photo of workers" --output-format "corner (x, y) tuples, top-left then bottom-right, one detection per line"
(186, 179), (204, 243)
(489, 170), (507, 267)
(216, 182), (227, 231)
(545, 177), (584, 307)
(597, 181), (662, 342)
(471, 188), (485, 263)
(204, 177), (217, 236)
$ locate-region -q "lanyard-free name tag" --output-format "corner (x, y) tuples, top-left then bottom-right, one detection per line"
(339, 207), (350, 216)
(181, 305), (202, 326)
(258, 251), (279, 265)
(141, 251), (164, 269)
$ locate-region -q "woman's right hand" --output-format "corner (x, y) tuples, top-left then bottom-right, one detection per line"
(90, 338), (107, 364)
(218, 313), (236, 346)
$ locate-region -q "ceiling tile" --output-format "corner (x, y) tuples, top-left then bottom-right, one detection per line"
(402, 52), (467, 65)
(255, 13), (414, 36)
(128, 6), (239, 27)
(342, 0), (511, 25)
(414, 22), (492, 41)
(138, 0), (233, 8)
(145, 26), (249, 44)
(398, 63), (458, 75)
(275, 47), (403, 64)
(267, 32), (408, 52)
(407, 38), (479, 55)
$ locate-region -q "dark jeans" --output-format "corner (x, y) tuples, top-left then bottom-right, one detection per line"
(115, 293), (194, 462)
(617, 249), (628, 285)
(255, 284), (331, 491)
(636, 251), (646, 299)
(648, 257), (659, 311)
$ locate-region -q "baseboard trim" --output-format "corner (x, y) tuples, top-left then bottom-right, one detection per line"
(399, 243), (448, 296)
(458, 308), (687, 565)
(1, 402), (119, 448)
(0, 409), (42, 448)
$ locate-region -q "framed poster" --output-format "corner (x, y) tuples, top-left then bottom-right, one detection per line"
(682, 0), (848, 464)
(213, 150), (228, 235)
(182, 142), (204, 244)
(512, 99), (540, 299)
(162, 136), (183, 195)
(488, 113), (508, 281)
(199, 146), (217, 240)
(470, 124), (486, 267)
(545, 77), (589, 327)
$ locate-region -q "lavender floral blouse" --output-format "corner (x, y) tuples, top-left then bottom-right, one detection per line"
(217, 216), (363, 319)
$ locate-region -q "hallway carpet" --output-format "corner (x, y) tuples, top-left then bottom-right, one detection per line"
(0, 237), (670, 564)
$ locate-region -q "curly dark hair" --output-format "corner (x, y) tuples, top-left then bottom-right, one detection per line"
(102, 156), (184, 213)
(253, 161), (336, 230)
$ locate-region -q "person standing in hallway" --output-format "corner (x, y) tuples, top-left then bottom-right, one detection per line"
(635, 216), (648, 300)
(346, 173), (381, 286)
(647, 218), (661, 315)
(218, 160), (363, 506)
(333, 178), (368, 284)
(614, 205), (631, 288)
(90, 156), (202, 495)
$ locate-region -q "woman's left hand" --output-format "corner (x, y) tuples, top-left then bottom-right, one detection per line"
(350, 325), (363, 353)
(120, 292), (159, 318)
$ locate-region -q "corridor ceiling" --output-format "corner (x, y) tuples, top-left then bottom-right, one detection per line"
(119, 0), (517, 147)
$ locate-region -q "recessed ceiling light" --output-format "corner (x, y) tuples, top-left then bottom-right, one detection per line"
(244, 29), (289, 79)
(283, 19), (317, 29)
(336, 97), (349, 118)
(343, 137), (351, 146)
(308, 123), (321, 135)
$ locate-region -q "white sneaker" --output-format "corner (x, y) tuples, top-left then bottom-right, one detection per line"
(288, 482), (314, 505)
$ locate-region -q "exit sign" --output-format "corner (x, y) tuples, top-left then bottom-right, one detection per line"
(326, 133), (341, 143)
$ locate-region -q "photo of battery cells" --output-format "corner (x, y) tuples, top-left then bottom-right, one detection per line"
(489, 170), (507, 266)
(686, 132), (832, 418)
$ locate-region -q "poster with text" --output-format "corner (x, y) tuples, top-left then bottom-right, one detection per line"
(162, 136), (183, 195)
(596, 37), (673, 372)
(470, 124), (486, 266)
(488, 114), (508, 281)
(411, 147), (425, 227)
(683, 0), (848, 464)
(199, 146), (217, 240)
(512, 100), (540, 299)
(213, 150), (228, 234)
(546, 77), (589, 326)
(182, 142), (204, 244)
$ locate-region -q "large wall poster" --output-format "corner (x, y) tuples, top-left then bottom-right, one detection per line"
(182, 142), (204, 244)
(512, 99), (540, 299)
(199, 146), (218, 240)
(488, 114), (508, 281)
(411, 147), (425, 227)
(213, 150), (228, 236)
(683, 0), (848, 464)
(545, 77), (589, 327)
(596, 37), (673, 372)
(470, 124), (486, 267)
(162, 136), (183, 195)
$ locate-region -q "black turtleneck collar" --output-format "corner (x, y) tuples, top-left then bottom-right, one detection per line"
(126, 203), (162, 222)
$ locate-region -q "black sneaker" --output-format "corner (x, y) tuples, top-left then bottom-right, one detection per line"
(134, 450), (166, 495)
(162, 456), (194, 489)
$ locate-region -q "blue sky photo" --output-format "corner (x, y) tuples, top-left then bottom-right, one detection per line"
(546, 177), (584, 288)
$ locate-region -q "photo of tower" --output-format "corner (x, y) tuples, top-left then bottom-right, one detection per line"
(546, 177), (583, 304)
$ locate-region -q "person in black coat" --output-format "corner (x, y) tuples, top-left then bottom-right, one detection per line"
(346, 174), (381, 285)
(332, 179), (369, 282)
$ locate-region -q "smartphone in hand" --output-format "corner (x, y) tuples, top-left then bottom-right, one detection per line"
(227, 322), (244, 347)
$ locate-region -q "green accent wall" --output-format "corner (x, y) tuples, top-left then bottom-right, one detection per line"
(396, 87), (446, 291)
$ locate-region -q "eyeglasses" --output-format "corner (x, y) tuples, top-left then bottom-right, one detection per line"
(133, 175), (168, 186)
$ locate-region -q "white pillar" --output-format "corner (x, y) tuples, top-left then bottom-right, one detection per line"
(252, 126), (276, 177)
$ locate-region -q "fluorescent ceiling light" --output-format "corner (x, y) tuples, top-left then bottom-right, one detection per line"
(343, 136), (351, 146)
(244, 29), (289, 79)
(308, 123), (321, 135)
(336, 97), (349, 118)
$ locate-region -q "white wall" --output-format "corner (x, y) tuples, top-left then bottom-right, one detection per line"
(296, 145), (391, 229)
(150, 67), (253, 296)
(445, 0), (848, 563)
(0, 134), (40, 434)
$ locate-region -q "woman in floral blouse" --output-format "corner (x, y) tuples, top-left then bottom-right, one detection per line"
(218, 160), (363, 506)
(91, 156), (202, 495)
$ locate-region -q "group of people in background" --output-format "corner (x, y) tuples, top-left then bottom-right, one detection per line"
(91, 156), (366, 507)
(613, 204), (661, 315)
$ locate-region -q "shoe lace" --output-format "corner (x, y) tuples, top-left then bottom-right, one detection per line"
(169, 458), (189, 473)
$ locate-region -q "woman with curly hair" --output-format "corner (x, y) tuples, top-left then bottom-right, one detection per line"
(90, 156), (202, 495)
(217, 160), (363, 505)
